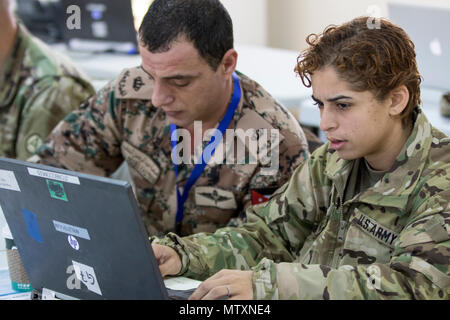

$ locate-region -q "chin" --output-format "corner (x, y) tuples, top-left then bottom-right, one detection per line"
(336, 149), (361, 161)
(168, 118), (189, 128)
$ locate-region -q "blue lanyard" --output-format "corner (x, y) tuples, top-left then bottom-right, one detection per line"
(170, 72), (241, 234)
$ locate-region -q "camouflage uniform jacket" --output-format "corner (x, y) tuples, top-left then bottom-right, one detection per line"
(0, 23), (94, 160)
(34, 66), (309, 236)
(153, 109), (450, 299)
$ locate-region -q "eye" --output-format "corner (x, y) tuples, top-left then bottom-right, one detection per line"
(336, 103), (350, 110)
(170, 79), (191, 87)
(313, 101), (324, 109)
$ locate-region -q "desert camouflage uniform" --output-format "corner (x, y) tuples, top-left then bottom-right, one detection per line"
(153, 108), (450, 299)
(33, 66), (310, 236)
(0, 23), (94, 160)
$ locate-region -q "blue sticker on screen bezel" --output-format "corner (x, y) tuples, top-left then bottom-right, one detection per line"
(22, 208), (43, 243)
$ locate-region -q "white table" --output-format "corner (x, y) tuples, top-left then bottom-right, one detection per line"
(0, 269), (31, 300)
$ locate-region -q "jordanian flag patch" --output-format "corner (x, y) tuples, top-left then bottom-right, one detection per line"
(251, 188), (278, 205)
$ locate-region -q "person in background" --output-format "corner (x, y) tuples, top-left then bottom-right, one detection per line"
(0, 0), (94, 160)
(151, 17), (450, 300)
(31, 0), (312, 237)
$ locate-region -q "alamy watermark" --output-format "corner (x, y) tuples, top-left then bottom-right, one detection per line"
(171, 121), (280, 175)
(366, 5), (382, 30)
(66, 5), (81, 30)
(65, 3), (107, 31)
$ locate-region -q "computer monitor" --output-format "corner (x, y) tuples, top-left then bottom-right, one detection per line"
(60, 0), (140, 54)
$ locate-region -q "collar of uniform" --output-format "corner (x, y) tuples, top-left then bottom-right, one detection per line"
(229, 71), (247, 129)
(324, 149), (353, 200)
(0, 24), (27, 109)
(114, 65), (154, 100)
(357, 109), (432, 209)
(324, 108), (432, 209)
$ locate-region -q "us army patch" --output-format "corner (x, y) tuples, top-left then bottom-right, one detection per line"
(114, 67), (153, 100)
(26, 134), (43, 154)
(352, 209), (400, 248)
(195, 186), (237, 209)
(121, 141), (160, 184)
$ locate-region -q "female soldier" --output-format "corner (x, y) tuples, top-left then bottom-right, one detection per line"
(151, 17), (450, 300)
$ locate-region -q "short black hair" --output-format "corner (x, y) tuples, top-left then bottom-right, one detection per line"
(139, 0), (234, 71)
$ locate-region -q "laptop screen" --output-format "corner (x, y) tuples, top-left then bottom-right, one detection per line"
(0, 157), (168, 299)
(389, 2), (450, 91)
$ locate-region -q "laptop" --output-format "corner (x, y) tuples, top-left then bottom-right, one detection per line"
(59, 0), (139, 54)
(0, 156), (196, 300)
(388, 1), (450, 92)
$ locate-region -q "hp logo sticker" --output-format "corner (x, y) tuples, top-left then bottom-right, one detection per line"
(68, 235), (80, 251)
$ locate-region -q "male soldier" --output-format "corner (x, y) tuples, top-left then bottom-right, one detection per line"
(32, 0), (310, 237)
(0, 0), (94, 160)
(152, 17), (450, 300)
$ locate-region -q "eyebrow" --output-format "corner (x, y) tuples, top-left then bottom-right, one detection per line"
(139, 64), (199, 81)
(311, 95), (353, 103)
(163, 74), (198, 81)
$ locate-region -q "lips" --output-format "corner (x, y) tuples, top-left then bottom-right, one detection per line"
(328, 137), (347, 150)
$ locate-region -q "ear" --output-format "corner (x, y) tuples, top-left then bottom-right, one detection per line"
(219, 48), (238, 77)
(388, 85), (409, 116)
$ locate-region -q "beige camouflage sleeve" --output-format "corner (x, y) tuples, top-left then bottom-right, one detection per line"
(16, 76), (93, 161)
(33, 81), (124, 176)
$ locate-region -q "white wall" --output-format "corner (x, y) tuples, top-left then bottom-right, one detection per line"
(265, 0), (450, 52)
(221, 0), (268, 46)
(267, 0), (389, 52)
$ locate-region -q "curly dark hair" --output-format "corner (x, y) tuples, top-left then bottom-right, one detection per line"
(296, 16), (422, 126)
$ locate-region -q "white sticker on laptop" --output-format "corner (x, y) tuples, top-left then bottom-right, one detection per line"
(53, 220), (91, 240)
(0, 169), (21, 192)
(72, 260), (102, 296)
(27, 167), (80, 185)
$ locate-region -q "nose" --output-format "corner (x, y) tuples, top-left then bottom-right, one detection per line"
(319, 106), (338, 133)
(151, 81), (174, 108)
